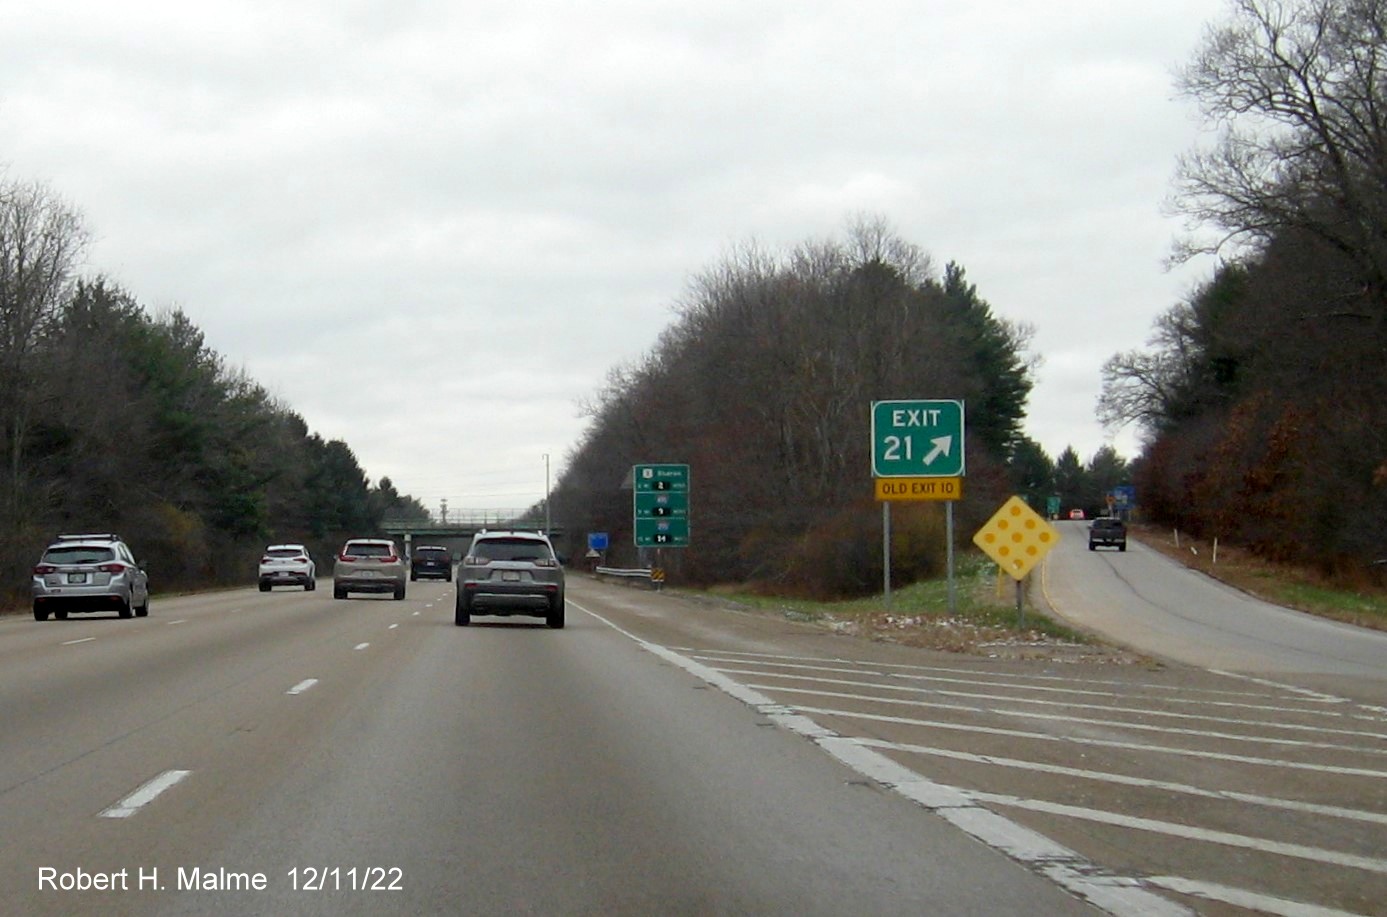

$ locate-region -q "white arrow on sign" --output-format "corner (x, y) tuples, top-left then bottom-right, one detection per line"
(923, 436), (953, 465)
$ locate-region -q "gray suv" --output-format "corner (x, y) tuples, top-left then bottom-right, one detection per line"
(456, 530), (564, 628)
(32, 533), (150, 621)
(333, 538), (407, 600)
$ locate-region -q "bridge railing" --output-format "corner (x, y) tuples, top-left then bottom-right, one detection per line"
(383, 510), (545, 529)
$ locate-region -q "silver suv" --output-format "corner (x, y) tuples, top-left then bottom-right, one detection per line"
(332, 538), (406, 600)
(258, 543), (317, 591)
(455, 530), (564, 628)
(32, 533), (150, 621)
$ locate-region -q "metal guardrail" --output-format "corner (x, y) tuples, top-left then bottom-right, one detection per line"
(594, 566), (652, 581)
(594, 566), (664, 590)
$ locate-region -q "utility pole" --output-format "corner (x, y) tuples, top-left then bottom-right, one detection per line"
(543, 454), (551, 535)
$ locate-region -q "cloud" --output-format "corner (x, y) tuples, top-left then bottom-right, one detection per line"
(2, 0), (1227, 508)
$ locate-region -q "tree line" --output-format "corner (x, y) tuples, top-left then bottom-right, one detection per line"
(1100, 0), (1387, 576)
(1, 173), (1125, 605)
(0, 179), (429, 605)
(548, 220), (1121, 597)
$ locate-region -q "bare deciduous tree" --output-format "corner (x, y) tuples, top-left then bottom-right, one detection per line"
(1172, 0), (1387, 308)
(0, 179), (89, 532)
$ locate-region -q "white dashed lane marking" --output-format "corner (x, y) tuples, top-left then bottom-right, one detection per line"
(100, 770), (191, 819)
(286, 678), (318, 695)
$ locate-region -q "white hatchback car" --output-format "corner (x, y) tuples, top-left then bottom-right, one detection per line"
(258, 544), (317, 591)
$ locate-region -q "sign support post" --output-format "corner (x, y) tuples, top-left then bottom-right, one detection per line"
(947, 502), (955, 612)
(883, 502), (892, 606)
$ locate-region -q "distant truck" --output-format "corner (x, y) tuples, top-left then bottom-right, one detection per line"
(1088, 517), (1127, 552)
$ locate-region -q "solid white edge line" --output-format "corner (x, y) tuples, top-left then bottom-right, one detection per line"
(574, 600), (1191, 917)
(354, 643), (370, 651)
(968, 789), (1387, 875)
(789, 702), (1387, 779)
(1208, 670), (1355, 707)
(100, 769), (191, 819)
(61, 637), (96, 645)
(851, 736), (1387, 828)
(1144, 875), (1368, 917)
(701, 659), (1387, 740)
(737, 679), (1387, 756)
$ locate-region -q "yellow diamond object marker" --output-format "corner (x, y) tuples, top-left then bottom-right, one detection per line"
(972, 495), (1060, 581)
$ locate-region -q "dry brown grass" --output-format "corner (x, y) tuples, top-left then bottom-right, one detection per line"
(1129, 523), (1387, 632)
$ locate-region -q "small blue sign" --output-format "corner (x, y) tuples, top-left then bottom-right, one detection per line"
(588, 532), (609, 551)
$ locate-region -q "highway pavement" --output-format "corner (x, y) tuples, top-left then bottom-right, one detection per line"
(2, 539), (1385, 916)
(0, 580), (1095, 916)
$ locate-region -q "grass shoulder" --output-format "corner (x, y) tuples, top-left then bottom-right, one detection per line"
(693, 556), (1141, 663)
(1128, 524), (1387, 633)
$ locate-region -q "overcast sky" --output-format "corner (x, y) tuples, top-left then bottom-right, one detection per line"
(1, 0), (1226, 512)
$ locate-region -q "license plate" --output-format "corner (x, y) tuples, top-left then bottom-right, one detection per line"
(68, 572), (88, 584)
(502, 571), (521, 582)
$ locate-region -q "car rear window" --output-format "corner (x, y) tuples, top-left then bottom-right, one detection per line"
(416, 549), (449, 559)
(345, 543), (394, 557)
(44, 546), (115, 565)
(471, 538), (553, 562)
(267, 548), (305, 558)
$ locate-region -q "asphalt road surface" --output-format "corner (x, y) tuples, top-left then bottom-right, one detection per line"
(0, 581), (1099, 917)
(3, 537), (1385, 916)
(1042, 520), (1387, 679)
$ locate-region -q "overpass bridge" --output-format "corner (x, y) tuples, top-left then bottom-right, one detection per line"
(381, 511), (567, 558)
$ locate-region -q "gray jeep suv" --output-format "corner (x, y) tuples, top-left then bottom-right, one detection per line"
(455, 530), (564, 628)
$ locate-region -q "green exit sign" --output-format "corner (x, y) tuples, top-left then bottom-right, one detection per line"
(633, 464), (690, 547)
(871, 400), (965, 478)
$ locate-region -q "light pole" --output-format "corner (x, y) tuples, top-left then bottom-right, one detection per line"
(543, 453), (551, 535)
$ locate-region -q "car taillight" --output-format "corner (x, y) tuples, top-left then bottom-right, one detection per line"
(34, 564), (57, 575)
(339, 552), (354, 562)
(463, 556), (489, 566)
(295, 556), (308, 563)
(98, 563), (126, 574)
(385, 554), (399, 564)
(261, 556), (272, 563)
(534, 558), (556, 567)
